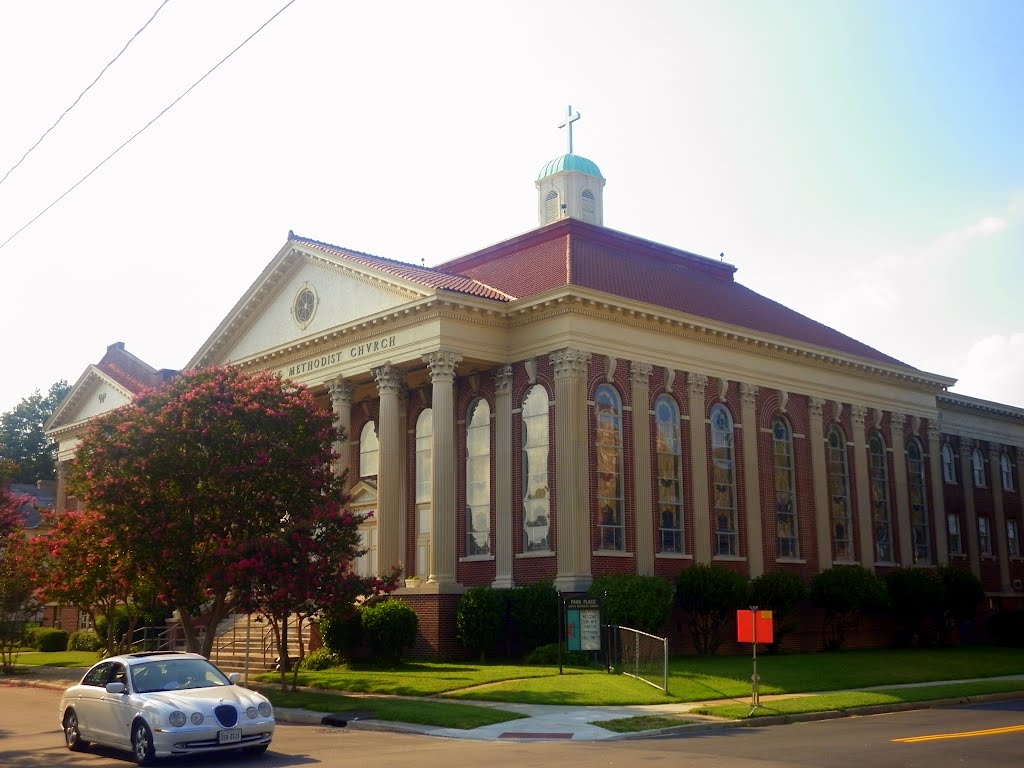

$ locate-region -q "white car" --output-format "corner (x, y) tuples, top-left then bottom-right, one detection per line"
(59, 651), (274, 764)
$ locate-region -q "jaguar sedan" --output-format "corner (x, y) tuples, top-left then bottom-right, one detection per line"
(59, 651), (274, 764)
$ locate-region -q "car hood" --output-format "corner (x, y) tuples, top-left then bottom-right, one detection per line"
(141, 686), (269, 713)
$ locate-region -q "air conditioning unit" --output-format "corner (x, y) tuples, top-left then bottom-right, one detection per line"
(1013, 579), (1022, 591)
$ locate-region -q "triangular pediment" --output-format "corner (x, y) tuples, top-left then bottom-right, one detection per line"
(349, 479), (378, 508)
(189, 239), (433, 368)
(45, 366), (135, 436)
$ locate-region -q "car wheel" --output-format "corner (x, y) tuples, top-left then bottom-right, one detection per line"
(131, 720), (156, 766)
(63, 710), (87, 752)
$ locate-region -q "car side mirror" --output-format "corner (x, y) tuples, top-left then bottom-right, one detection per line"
(228, 673), (241, 684)
(105, 682), (126, 694)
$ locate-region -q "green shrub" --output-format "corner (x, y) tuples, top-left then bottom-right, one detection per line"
(939, 565), (984, 636)
(299, 646), (342, 670)
(67, 630), (103, 652)
(589, 574), (673, 635)
(319, 609), (363, 659)
(36, 628), (69, 653)
(748, 571), (807, 653)
(675, 564), (749, 655)
(23, 624), (45, 650)
(523, 642), (589, 666)
(810, 565), (888, 650)
(507, 582), (559, 655)
(988, 610), (1024, 647)
(884, 567), (944, 647)
(456, 587), (507, 660)
(361, 599), (418, 665)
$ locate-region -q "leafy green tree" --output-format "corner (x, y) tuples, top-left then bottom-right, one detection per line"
(0, 381), (70, 483)
(589, 574), (674, 635)
(675, 564), (749, 655)
(810, 565), (889, 650)
(67, 366), (381, 659)
(748, 571), (807, 654)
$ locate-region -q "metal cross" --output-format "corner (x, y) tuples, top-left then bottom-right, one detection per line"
(558, 105), (581, 154)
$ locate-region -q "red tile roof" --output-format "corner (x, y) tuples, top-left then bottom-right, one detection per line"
(291, 233), (514, 302)
(440, 220), (905, 366)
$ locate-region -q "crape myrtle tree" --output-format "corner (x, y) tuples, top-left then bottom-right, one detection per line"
(0, 487), (39, 672)
(67, 365), (386, 659)
(32, 509), (157, 657)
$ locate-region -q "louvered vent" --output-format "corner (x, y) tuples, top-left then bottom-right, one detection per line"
(581, 189), (596, 223)
(544, 190), (559, 224)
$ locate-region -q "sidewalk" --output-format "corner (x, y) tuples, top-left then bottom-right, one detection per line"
(7, 666), (1024, 743)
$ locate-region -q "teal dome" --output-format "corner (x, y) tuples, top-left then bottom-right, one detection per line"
(537, 153), (603, 180)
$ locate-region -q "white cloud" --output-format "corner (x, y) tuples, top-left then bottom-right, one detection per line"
(950, 332), (1024, 409)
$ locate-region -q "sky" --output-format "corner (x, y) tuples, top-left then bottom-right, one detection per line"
(1, 0), (1022, 413)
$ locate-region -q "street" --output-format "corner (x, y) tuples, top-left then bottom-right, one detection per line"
(2, 684), (1022, 768)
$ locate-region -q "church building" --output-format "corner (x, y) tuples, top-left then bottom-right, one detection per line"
(46, 110), (1024, 654)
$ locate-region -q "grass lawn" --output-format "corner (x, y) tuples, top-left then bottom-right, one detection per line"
(692, 678), (1024, 719)
(12, 651), (96, 668)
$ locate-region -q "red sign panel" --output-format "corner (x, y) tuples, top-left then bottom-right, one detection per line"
(736, 609), (774, 644)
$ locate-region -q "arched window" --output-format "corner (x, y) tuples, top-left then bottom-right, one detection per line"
(359, 421), (378, 478)
(415, 409), (433, 578)
(827, 426), (853, 561)
(522, 385), (550, 552)
(466, 398), (491, 556)
(1001, 452), (1014, 491)
(543, 190), (559, 224)
(772, 417), (798, 558)
(711, 404), (737, 556)
(971, 448), (986, 487)
(655, 394), (683, 553)
(868, 433), (893, 563)
(581, 189), (596, 223)
(907, 439), (930, 563)
(941, 443), (957, 484)
(595, 384), (624, 551)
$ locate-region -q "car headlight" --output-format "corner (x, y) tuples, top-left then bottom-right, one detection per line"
(258, 702), (272, 718)
(246, 706), (258, 719)
(169, 711), (186, 728)
(191, 712), (204, 725)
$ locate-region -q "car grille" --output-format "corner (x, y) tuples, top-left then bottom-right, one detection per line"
(214, 705), (238, 728)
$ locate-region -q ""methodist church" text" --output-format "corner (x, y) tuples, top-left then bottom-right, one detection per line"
(285, 335), (398, 377)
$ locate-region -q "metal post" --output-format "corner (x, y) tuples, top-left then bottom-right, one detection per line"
(750, 604), (760, 712)
(556, 590), (563, 675)
(243, 614), (251, 687)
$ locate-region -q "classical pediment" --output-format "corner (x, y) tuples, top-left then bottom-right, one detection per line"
(45, 366), (135, 436)
(189, 238), (435, 369)
(349, 479), (378, 508)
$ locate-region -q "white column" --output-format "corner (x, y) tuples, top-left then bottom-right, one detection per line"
(687, 373), (711, 564)
(372, 364), (404, 577)
(850, 405), (874, 570)
(926, 422), (949, 565)
(740, 383), (764, 577)
(630, 362), (654, 575)
(809, 397), (832, 571)
(890, 413), (913, 566)
(493, 365), (514, 588)
(327, 376), (354, 488)
(989, 445), (1011, 591)
(423, 351), (461, 586)
(551, 348), (592, 592)
(958, 439), (981, 577)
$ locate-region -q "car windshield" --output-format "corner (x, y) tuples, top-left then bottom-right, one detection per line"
(130, 658), (232, 693)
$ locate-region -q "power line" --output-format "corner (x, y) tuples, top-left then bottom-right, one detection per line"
(0, 0), (172, 189)
(0, 0), (299, 253)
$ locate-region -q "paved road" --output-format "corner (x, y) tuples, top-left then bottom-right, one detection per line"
(3, 685), (1023, 768)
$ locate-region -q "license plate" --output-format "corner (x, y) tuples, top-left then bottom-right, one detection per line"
(218, 729), (242, 744)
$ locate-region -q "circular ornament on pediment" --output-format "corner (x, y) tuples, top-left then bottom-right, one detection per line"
(292, 284), (318, 328)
